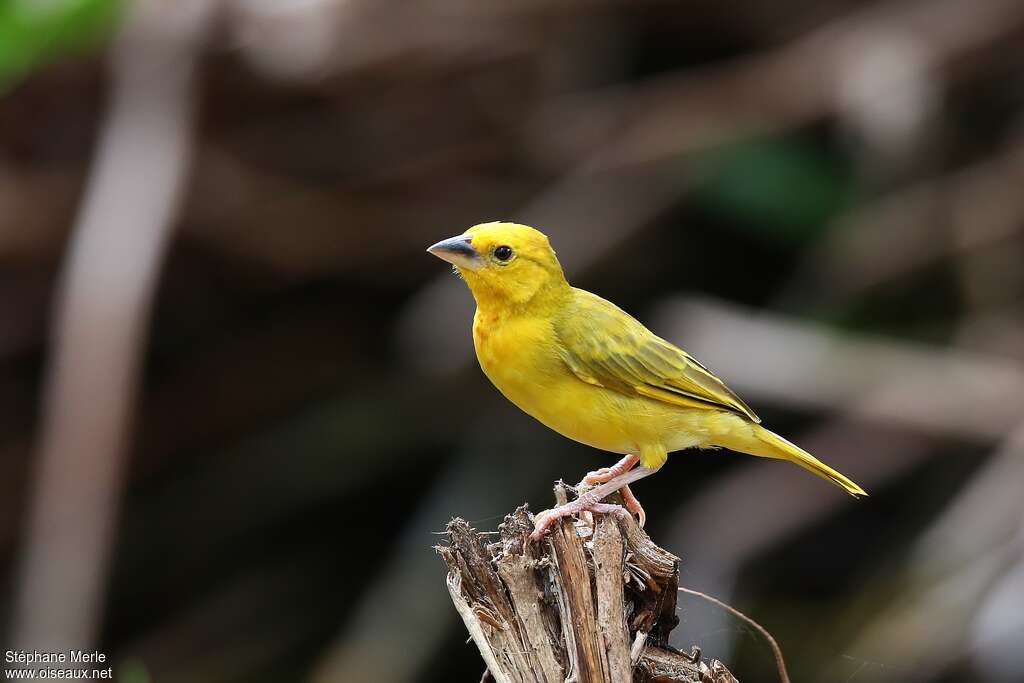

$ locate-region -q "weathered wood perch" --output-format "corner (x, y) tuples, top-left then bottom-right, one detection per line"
(437, 484), (738, 683)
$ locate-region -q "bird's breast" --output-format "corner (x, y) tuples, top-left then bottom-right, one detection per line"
(473, 312), (558, 398)
(472, 311), (639, 453)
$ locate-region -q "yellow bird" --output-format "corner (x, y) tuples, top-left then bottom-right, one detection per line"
(428, 222), (866, 539)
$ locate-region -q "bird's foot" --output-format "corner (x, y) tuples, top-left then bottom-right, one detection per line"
(532, 460), (660, 541)
(529, 492), (631, 541)
(575, 484), (646, 529)
(577, 454), (647, 528)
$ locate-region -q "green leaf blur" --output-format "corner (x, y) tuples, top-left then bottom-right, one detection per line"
(0, 0), (122, 92)
(695, 136), (854, 243)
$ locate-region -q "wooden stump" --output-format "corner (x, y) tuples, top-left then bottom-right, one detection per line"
(437, 485), (738, 683)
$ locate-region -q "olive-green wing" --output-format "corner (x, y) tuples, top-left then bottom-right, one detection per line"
(554, 290), (760, 423)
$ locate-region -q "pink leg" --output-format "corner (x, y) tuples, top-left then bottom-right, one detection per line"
(619, 484), (646, 528)
(581, 453), (640, 486)
(580, 454), (646, 527)
(531, 463), (660, 541)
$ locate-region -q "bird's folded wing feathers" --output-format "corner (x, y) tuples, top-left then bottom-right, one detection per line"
(554, 291), (760, 423)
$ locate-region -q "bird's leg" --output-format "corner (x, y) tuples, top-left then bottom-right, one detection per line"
(581, 453), (640, 486)
(619, 484), (646, 528)
(531, 464), (659, 541)
(579, 453), (646, 527)
(579, 486), (645, 528)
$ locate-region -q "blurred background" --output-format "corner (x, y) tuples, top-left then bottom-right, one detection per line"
(2, 0), (1024, 681)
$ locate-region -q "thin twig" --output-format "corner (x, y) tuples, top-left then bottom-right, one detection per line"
(678, 586), (791, 683)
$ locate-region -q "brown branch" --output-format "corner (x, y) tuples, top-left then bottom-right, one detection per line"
(438, 488), (739, 683)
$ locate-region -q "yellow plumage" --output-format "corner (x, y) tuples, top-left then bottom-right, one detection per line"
(429, 222), (866, 499)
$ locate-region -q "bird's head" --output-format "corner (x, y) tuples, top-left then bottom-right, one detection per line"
(427, 222), (568, 308)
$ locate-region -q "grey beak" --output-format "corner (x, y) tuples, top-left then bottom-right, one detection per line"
(427, 234), (484, 270)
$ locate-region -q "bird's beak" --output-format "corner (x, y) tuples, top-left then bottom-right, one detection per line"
(426, 234), (484, 271)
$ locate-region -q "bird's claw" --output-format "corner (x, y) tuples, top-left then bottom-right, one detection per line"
(576, 483), (646, 528)
(619, 484), (647, 528)
(581, 467), (615, 486)
(530, 496), (634, 541)
(529, 509), (560, 541)
(529, 490), (597, 541)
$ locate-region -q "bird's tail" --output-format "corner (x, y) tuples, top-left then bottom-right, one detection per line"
(720, 425), (868, 498)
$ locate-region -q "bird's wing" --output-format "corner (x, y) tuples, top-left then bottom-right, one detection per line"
(554, 290), (760, 423)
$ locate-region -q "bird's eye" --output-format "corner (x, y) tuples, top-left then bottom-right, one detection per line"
(493, 245), (514, 262)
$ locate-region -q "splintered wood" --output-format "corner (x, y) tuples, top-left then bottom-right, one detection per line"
(437, 487), (738, 683)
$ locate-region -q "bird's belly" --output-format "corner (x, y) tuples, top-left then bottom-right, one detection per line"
(489, 366), (739, 456)
(502, 373), (640, 453)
